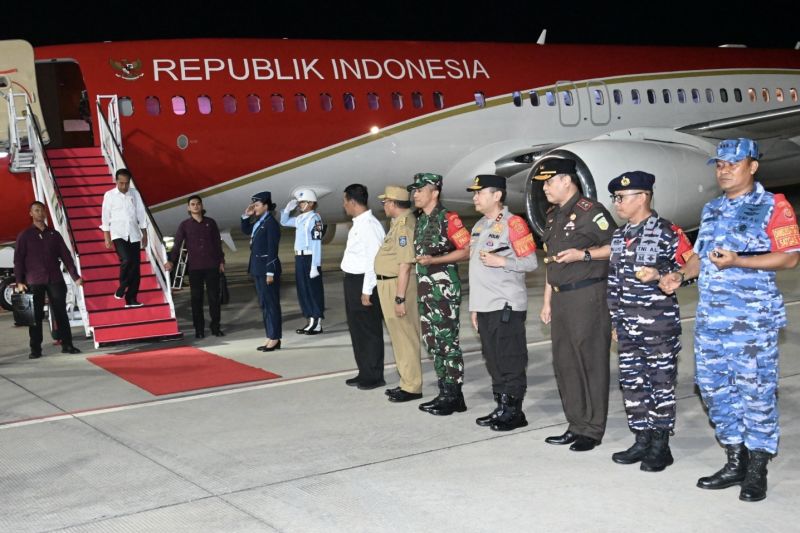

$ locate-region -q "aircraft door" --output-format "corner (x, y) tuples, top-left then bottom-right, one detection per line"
(586, 81), (611, 126)
(35, 60), (93, 149)
(0, 40), (49, 148)
(555, 81), (580, 127)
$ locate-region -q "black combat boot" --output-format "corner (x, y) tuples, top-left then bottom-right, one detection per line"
(490, 394), (528, 432)
(640, 429), (674, 472)
(611, 430), (652, 465)
(739, 450), (771, 502)
(475, 392), (502, 427)
(428, 382), (467, 416)
(418, 378), (444, 412)
(697, 443), (748, 489)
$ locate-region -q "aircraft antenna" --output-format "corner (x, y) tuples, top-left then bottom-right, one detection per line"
(537, 29), (547, 45)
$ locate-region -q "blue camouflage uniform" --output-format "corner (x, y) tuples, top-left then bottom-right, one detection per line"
(694, 181), (799, 454)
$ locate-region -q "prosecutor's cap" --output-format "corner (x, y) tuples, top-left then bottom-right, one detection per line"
(466, 174), (506, 191)
(251, 191), (273, 204)
(708, 138), (761, 164)
(608, 171), (655, 193)
(378, 185), (410, 202)
(407, 172), (443, 191)
(532, 159), (576, 181)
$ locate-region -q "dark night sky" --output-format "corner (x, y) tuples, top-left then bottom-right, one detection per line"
(5, 1), (800, 49)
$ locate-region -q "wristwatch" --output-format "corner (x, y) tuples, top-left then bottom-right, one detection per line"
(395, 296), (406, 304)
(676, 271), (686, 283)
(583, 250), (592, 262)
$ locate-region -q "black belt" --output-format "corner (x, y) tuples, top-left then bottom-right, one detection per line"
(376, 275), (397, 280)
(552, 277), (605, 293)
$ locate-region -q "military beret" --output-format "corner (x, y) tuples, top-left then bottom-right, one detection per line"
(466, 174), (506, 191)
(407, 172), (443, 191)
(608, 171), (655, 193)
(532, 159), (576, 181)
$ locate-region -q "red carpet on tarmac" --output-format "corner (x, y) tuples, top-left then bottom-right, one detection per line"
(88, 346), (280, 395)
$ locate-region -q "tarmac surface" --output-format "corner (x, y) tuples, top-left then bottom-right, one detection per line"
(1, 224), (799, 532)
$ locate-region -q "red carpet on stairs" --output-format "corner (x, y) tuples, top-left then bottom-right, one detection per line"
(88, 347), (280, 395)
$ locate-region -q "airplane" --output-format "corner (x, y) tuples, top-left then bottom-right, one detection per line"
(2, 37), (800, 313)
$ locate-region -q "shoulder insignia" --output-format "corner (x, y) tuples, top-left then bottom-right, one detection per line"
(592, 213), (609, 230)
(577, 199), (593, 211)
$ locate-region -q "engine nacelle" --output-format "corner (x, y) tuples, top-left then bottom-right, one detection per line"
(525, 139), (720, 235)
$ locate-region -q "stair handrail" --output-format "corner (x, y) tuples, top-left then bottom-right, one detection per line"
(2, 88), (29, 169)
(95, 95), (176, 319)
(23, 102), (91, 336)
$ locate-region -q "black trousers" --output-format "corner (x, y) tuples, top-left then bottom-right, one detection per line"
(477, 309), (528, 398)
(29, 282), (72, 353)
(113, 238), (141, 303)
(343, 273), (384, 383)
(188, 268), (221, 334)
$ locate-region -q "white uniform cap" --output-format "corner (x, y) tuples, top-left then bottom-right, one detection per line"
(294, 188), (317, 202)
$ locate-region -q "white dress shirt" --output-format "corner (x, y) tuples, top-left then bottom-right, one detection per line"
(100, 187), (148, 242)
(340, 209), (386, 294)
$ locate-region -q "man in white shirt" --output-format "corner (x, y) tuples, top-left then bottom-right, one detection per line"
(100, 168), (148, 308)
(340, 184), (387, 389)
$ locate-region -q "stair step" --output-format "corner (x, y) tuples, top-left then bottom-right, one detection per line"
(47, 147), (102, 158)
(81, 263), (155, 281)
(63, 196), (103, 209)
(70, 218), (101, 231)
(53, 166), (111, 177)
(83, 276), (160, 296)
(84, 289), (165, 311)
(55, 176), (113, 187)
(73, 228), (105, 242)
(69, 206), (102, 218)
(88, 304), (173, 327)
(76, 240), (118, 255)
(49, 157), (107, 168)
(59, 185), (110, 197)
(79, 250), (147, 267)
(93, 319), (182, 346)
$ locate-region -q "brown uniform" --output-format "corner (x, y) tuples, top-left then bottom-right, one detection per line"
(543, 192), (617, 441)
(374, 211), (422, 394)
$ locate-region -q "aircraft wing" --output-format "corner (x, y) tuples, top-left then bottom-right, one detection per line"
(677, 104), (800, 141)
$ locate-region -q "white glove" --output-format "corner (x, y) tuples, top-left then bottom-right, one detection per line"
(310, 267), (320, 279)
(285, 199), (298, 212)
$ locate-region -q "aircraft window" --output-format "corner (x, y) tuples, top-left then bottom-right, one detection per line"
(748, 88), (756, 102)
(118, 97), (134, 117)
(677, 89), (686, 103)
(172, 96), (187, 115)
(529, 90), (540, 106)
(561, 90), (574, 106)
(344, 92), (356, 111)
(691, 89), (701, 103)
(591, 89), (604, 105)
(761, 88), (769, 102)
(512, 91), (522, 107)
(412, 92), (424, 109)
(295, 93), (308, 112)
(545, 91), (555, 106)
(719, 89), (728, 103)
(776, 88), (784, 102)
(646, 89), (656, 104)
(392, 92), (403, 110)
(631, 89), (640, 105)
(368, 92), (380, 110)
(271, 94), (285, 112)
(320, 93), (333, 111)
(705, 89), (714, 103)
(613, 89), (622, 105)
(197, 95), (212, 115)
(145, 96), (160, 116)
(433, 91), (445, 109)
(662, 89), (671, 104)
(246, 94), (261, 113)
(223, 94), (237, 114)
(733, 88), (743, 103)
(791, 88), (798, 102)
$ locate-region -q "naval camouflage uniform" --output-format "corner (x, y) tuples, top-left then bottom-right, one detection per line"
(694, 182), (800, 454)
(415, 203), (470, 384)
(608, 212), (693, 432)
(543, 192), (617, 441)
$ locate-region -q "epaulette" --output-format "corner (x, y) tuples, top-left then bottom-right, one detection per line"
(576, 198), (593, 211)
(397, 215), (407, 226)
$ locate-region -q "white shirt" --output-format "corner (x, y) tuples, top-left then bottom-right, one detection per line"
(340, 209), (385, 294)
(100, 187), (148, 242)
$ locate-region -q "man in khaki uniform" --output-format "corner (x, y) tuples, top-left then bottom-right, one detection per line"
(375, 185), (423, 402)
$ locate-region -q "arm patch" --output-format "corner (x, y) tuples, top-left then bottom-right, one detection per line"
(508, 215), (536, 257)
(767, 193), (800, 252)
(446, 211), (470, 250)
(671, 224), (695, 265)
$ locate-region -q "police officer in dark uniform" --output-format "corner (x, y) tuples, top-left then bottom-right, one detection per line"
(535, 159), (617, 451)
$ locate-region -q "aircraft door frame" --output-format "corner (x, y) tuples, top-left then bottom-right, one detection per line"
(555, 81), (581, 127)
(586, 81), (611, 126)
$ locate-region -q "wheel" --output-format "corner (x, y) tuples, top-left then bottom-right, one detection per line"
(0, 276), (15, 311)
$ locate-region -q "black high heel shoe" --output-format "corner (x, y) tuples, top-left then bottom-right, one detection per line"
(259, 340), (281, 352)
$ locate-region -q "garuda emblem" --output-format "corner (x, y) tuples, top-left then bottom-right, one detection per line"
(109, 58), (143, 80)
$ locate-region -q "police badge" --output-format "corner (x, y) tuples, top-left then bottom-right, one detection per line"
(399, 236), (407, 247)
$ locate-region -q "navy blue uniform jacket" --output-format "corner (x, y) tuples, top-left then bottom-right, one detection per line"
(241, 213), (281, 276)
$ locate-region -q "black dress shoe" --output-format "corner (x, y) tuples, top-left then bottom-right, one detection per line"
(261, 340), (281, 352)
(388, 389), (423, 403)
(295, 328), (308, 334)
(304, 328), (323, 335)
(61, 346), (81, 354)
(345, 376), (362, 386)
(195, 332), (205, 339)
(570, 436), (600, 452)
(545, 430), (578, 445)
(357, 379), (386, 390)
(29, 352), (42, 359)
(385, 386), (401, 396)
(211, 329), (225, 337)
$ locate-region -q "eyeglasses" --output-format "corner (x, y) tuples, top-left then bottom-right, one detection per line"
(610, 192), (646, 203)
